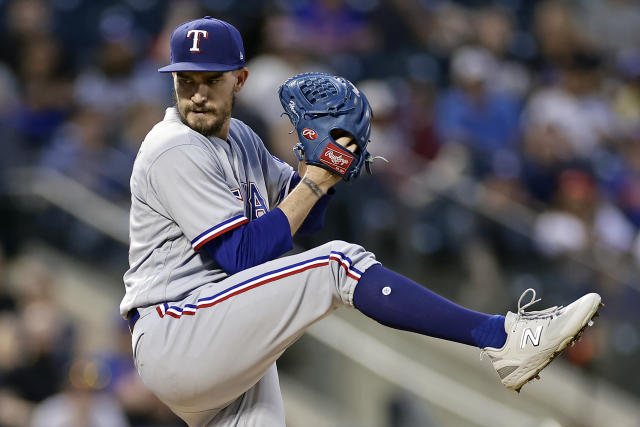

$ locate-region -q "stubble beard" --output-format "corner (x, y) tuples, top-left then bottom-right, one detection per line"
(175, 92), (236, 138)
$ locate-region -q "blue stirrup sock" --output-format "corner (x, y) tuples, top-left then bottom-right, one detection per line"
(353, 264), (507, 349)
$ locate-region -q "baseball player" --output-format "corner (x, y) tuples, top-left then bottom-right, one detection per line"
(121, 17), (602, 427)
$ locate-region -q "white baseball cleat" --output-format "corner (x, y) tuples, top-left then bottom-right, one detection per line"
(482, 288), (602, 392)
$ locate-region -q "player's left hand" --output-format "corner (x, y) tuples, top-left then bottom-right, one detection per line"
(279, 72), (375, 182)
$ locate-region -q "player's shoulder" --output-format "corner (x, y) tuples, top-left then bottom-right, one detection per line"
(229, 117), (264, 148)
(141, 107), (210, 161)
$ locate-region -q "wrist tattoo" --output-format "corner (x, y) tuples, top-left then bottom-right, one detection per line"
(301, 177), (325, 198)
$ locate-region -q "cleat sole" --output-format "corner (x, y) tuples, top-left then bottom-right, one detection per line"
(513, 304), (601, 393)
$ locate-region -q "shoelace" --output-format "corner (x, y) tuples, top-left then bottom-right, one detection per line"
(480, 288), (560, 359)
(518, 288), (541, 313)
(517, 288), (562, 320)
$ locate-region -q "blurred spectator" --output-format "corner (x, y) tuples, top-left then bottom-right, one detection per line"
(39, 108), (133, 202)
(74, 38), (167, 123)
(289, 0), (378, 58)
(0, 260), (76, 425)
(435, 46), (521, 177)
(606, 51), (640, 230)
(522, 50), (618, 160)
(474, 6), (531, 98)
(36, 108), (136, 258)
(533, 0), (587, 72)
(613, 49), (640, 138)
(5, 34), (73, 153)
(533, 168), (636, 262)
(417, 2), (473, 59)
(358, 79), (407, 174)
(576, 0), (640, 54)
(0, 313), (32, 427)
(603, 139), (640, 228)
(12, 260), (76, 397)
(519, 117), (575, 205)
(0, 0), (53, 71)
(405, 80), (440, 163)
(29, 358), (129, 427)
(0, 248), (25, 425)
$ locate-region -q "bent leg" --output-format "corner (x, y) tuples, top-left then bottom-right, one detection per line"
(178, 364), (285, 427)
(133, 240), (378, 417)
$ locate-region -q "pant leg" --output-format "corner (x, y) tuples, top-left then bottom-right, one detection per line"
(132, 240), (378, 423)
(175, 363), (285, 427)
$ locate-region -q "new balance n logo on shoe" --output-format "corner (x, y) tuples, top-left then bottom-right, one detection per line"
(520, 325), (543, 348)
(483, 289), (601, 392)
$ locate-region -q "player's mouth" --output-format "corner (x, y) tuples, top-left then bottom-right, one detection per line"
(188, 110), (215, 122)
(190, 109), (213, 115)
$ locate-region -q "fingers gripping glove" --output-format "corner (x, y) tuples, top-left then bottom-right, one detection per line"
(278, 72), (375, 181)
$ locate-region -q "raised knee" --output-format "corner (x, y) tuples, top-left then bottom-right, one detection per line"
(322, 240), (360, 254)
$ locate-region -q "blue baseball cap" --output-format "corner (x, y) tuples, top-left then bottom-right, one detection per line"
(158, 16), (245, 73)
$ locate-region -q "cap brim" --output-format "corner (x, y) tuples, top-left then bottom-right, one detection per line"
(158, 62), (243, 73)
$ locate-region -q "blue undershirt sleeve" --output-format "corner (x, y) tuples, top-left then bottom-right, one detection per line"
(203, 173), (335, 274)
(203, 208), (292, 275)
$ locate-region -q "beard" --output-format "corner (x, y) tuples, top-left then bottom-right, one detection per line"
(175, 91), (236, 138)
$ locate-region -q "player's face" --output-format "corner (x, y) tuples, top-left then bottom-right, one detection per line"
(173, 69), (248, 139)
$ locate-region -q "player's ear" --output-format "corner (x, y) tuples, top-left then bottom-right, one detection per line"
(233, 68), (249, 93)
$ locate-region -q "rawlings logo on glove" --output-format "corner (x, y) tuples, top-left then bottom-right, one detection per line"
(278, 72), (381, 181)
(302, 128), (318, 140)
(320, 142), (355, 175)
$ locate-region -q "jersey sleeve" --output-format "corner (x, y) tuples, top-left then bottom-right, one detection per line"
(203, 207), (292, 274)
(147, 144), (248, 251)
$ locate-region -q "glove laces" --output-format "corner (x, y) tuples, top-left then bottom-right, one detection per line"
(364, 155), (389, 174)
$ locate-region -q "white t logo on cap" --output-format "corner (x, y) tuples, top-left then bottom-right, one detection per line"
(187, 30), (208, 53)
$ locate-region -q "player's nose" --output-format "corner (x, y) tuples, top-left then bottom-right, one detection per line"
(191, 85), (208, 103)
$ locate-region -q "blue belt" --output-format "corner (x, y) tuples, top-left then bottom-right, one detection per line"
(127, 309), (140, 334)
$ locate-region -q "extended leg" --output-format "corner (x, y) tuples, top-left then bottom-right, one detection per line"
(352, 265), (602, 392)
(353, 264), (508, 349)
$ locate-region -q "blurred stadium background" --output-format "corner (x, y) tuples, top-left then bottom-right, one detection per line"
(1, 0), (639, 425)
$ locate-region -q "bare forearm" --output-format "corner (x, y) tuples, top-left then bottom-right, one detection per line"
(278, 176), (335, 235)
(279, 135), (353, 235)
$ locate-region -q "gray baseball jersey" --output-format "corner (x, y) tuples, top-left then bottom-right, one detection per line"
(123, 107), (379, 426)
(121, 107), (294, 317)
